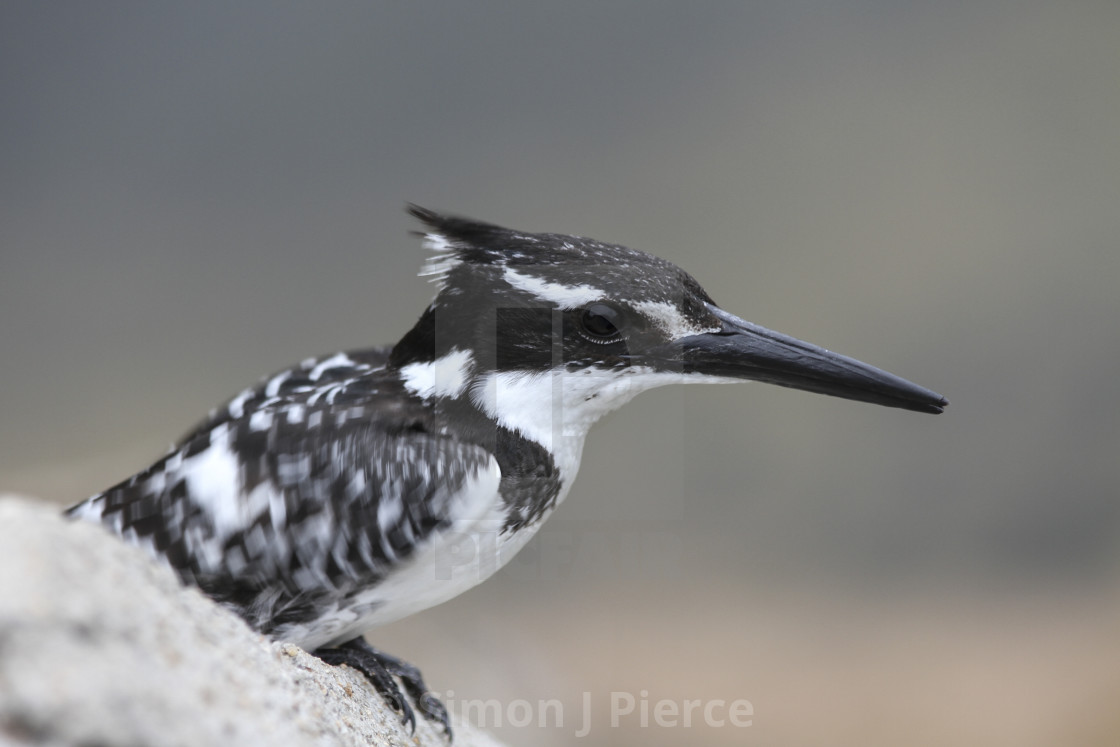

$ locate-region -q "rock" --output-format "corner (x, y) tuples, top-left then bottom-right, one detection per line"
(0, 496), (504, 747)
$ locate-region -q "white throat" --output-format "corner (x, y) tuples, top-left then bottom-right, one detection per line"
(469, 365), (696, 489)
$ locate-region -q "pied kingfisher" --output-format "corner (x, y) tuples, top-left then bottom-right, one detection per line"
(68, 206), (948, 736)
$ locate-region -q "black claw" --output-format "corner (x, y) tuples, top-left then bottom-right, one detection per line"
(312, 638), (452, 740)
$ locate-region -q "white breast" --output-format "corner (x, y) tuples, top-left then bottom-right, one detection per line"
(282, 454), (568, 650)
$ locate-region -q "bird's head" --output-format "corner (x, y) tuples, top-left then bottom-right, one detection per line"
(390, 206), (946, 454)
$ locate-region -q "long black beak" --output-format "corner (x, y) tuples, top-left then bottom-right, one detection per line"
(662, 305), (948, 414)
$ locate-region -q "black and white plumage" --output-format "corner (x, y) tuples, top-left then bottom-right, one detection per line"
(68, 206), (948, 735)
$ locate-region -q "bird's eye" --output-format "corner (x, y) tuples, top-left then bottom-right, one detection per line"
(579, 303), (622, 341)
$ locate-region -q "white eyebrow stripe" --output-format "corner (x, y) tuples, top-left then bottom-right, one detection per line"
(502, 267), (602, 309)
(633, 300), (721, 339)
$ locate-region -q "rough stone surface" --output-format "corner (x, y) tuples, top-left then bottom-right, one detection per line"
(0, 496), (504, 747)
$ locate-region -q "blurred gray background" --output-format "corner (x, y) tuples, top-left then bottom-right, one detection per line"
(3, 2), (1119, 745)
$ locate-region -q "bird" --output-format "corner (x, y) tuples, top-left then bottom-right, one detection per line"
(68, 205), (948, 737)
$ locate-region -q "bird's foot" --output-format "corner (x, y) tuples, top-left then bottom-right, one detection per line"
(313, 638), (452, 739)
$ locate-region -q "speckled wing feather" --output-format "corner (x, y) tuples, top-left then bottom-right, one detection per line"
(179, 347), (394, 444)
(68, 349), (497, 646)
